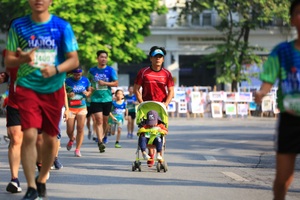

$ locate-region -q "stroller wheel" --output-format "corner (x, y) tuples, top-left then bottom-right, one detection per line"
(138, 165), (141, 172)
(162, 161), (168, 172)
(132, 162), (136, 171)
(156, 162), (161, 172)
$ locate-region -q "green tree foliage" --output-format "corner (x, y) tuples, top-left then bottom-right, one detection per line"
(0, 0), (167, 68)
(182, 0), (292, 91)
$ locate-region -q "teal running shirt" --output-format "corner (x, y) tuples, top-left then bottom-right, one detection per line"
(88, 66), (118, 103)
(6, 14), (78, 93)
(260, 40), (300, 114)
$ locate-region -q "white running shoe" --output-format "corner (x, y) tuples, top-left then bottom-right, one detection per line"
(157, 155), (163, 161)
(142, 152), (151, 160)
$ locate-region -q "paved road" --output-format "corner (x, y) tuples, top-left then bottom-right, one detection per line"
(0, 116), (299, 200)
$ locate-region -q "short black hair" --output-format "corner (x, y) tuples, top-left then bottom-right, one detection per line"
(96, 50), (108, 58)
(290, 0), (300, 16)
(148, 46), (167, 57)
(114, 89), (123, 96)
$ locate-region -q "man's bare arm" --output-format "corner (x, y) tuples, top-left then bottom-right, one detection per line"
(164, 86), (174, 107)
(133, 84), (143, 103)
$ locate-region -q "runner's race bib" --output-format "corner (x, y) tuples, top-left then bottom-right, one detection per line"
(33, 49), (56, 68)
(283, 94), (300, 116)
(96, 82), (108, 90)
(70, 100), (82, 106)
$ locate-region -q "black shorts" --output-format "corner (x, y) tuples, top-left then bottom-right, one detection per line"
(90, 102), (112, 116)
(86, 105), (92, 118)
(128, 112), (136, 120)
(6, 106), (21, 127)
(276, 112), (300, 153)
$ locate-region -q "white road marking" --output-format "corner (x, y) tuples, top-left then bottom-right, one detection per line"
(210, 148), (225, 152)
(236, 140), (248, 143)
(204, 156), (217, 162)
(222, 172), (249, 182)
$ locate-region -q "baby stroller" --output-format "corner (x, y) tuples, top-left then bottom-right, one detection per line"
(131, 101), (168, 172)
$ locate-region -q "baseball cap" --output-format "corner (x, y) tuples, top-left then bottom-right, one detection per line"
(151, 49), (165, 57)
(146, 110), (160, 126)
(72, 67), (82, 73)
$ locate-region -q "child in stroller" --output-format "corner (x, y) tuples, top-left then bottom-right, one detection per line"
(138, 110), (168, 161)
(132, 101), (169, 172)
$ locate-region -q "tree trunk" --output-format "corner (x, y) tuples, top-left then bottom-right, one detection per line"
(231, 80), (238, 92)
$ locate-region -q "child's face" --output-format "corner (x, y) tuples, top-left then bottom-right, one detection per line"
(115, 91), (123, 100)
(128, 86), (134, 93)
(291, 5), (300, 28)
(148, 123), (158, 127)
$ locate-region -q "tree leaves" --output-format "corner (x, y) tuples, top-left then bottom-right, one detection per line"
(184, 0), (292, 90)
(0, 0), (166, 69)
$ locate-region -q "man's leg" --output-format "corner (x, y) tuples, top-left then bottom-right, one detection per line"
(94, 112), (104, 143)
(273, 153), (297, 200)
(93, 112), (105, 153)
(21, 128), (38, 189)
(36, 133), (43, 166)
(37, 132), (57, 183)
(7, 125), (23, 192)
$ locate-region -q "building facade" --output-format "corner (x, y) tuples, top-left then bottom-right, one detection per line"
(0, 0), (296, 90)
(119, 0), (296, 90)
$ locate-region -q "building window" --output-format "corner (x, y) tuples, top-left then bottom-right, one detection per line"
(202, 13), (212, 26)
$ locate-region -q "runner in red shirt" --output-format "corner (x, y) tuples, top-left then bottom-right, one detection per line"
(133, 46), (174, 167)
(134, 46), (174, 108)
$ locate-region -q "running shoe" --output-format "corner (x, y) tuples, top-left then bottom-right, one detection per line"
(98, 142), (105, 153)
(51, 157), (63, 170)
(157, 155), (163, 161)
(6, 178), (22, 193)
(66, 140), (74, 151)
(103, 136), (108, 144)
(92, 136), (97, 141)
(147, 154), (155, 167)
(36, 163), (50, 180)
(88, 130), (92, 140)
(130, 133), (133, 139)
(36, 178), (46, 198)
(127, 133), (130, 139)
(142, 152), (151, 160)
(115, 143), (122, 148)
(74, 149), (82, 157)
(21, 187), (38, 200)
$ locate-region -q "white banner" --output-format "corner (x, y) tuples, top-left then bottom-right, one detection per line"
(191, 91), (205, 114)
(211, 103), (223, 118)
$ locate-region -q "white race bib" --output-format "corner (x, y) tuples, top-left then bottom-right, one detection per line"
(283, 94), (300, 115)
(96, 82), (108, 90)
(33, 49), (56, 68)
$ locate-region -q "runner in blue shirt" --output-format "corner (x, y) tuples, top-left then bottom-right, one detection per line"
(88, 50), (118, 153)
(124, 85), (138, 139)
(4, 1), (79, 199)
(65, 67), (91, 157)
(109, 89), (128, 148)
